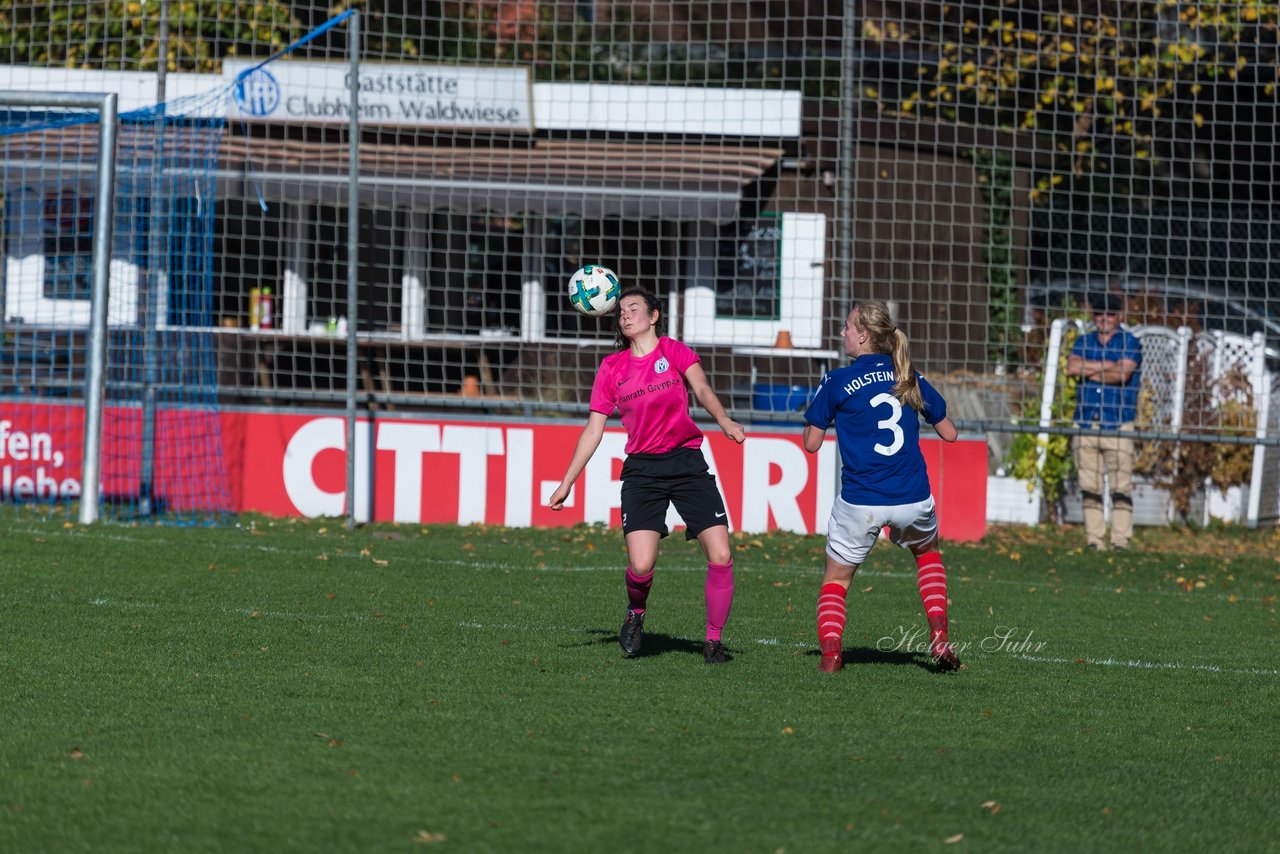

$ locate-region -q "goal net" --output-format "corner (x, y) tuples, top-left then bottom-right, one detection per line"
(0, 88), (236, 523)
(2, 3), (1278, 525)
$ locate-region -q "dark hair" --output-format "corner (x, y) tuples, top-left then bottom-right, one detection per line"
(851, 300), (924, 412)
(1088, 292), (1123, 314)
(613, 287), (665, 350)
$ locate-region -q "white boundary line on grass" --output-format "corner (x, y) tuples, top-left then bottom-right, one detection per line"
(422, 556), (1280, 605)
(1011, 653), (1280, 677)
(86, 597), (376, 621)
(74, 596), (1279, 677)
(454, 619), (1280, 677)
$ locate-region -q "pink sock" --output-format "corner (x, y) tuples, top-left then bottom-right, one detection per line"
(625, 566), (653, 613)
(704, 560), (734, 641)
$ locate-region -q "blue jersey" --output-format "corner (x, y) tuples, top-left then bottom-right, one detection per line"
(1070, 328), (1142, 427)
(804, 353), (948, 505)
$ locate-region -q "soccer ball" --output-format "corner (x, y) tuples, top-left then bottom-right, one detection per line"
(567, 265), (622, 317)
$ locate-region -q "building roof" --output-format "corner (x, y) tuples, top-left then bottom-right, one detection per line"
(222, 136), (784, 223)
(3, 125), (784, 223)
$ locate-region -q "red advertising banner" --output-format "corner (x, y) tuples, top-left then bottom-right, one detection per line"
(0, 403), (987, 540)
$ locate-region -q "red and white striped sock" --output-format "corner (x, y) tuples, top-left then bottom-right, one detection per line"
(817, 582), (848, 653)
(915, 551), (950, 648)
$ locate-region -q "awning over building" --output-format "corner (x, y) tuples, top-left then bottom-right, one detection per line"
(3, 128), (784, 224)
(217, 137), (783, 224)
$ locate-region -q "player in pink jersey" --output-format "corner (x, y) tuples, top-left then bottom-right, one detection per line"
(548, 287), (746, 664)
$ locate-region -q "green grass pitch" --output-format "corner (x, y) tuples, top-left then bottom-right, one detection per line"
(0, 513), (1277, 851)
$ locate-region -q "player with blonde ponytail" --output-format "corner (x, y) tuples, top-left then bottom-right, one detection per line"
(802, 300), (961, 674)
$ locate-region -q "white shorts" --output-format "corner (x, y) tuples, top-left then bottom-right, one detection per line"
(825, 494), (938, 567)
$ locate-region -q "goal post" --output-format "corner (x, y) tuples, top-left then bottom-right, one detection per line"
(0, 90), (118, 524)
(0, 86), (238, 525)
(1, 11), (363, 527)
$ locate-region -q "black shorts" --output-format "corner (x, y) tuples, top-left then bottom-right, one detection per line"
(620, 447), (728, 540)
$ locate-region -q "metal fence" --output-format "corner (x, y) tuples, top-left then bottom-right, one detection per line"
(2, 1), (1278, 507)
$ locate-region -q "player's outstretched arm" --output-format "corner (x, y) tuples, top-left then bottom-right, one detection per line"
(932, 416), (958, 442)
(684, 362), (745, 444)
(548, 411), (608, 510)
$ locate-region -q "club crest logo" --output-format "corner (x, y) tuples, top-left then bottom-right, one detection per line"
(655, 357), (669, 374)
(233, 68), (281, 117)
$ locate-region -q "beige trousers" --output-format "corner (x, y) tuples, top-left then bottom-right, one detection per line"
(1074, 424), (1136, 550)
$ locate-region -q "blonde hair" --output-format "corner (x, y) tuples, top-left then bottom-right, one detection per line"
(852, 300), (923, 412)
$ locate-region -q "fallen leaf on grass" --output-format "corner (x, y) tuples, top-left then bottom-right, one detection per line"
(980, 800), (1002, 815)
(944, 833), (964, 844)
(372, 558), (389, 566)
(413, 831), (446, 844)
(68, 748), (84, 760)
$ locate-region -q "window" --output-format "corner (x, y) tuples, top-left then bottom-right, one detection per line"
(716, 215), (781, 319)
(42, 192), (93, 302)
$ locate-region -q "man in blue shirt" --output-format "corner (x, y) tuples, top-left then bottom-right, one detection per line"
(1066, 292), (1143, 551)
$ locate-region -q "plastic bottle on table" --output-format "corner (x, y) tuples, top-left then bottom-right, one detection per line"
(259, 286), (274, 330)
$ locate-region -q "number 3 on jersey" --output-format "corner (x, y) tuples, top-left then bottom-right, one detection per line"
(869, 392), (904, 456)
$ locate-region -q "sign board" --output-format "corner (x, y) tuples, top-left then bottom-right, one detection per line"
(0, 404), (988, 541)
(223, 60), (534, 132)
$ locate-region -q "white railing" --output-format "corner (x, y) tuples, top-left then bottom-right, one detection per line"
(1041, 321), (1272, 527)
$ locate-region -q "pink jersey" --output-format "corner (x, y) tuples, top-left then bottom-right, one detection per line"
(589, 337), (704, 455)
